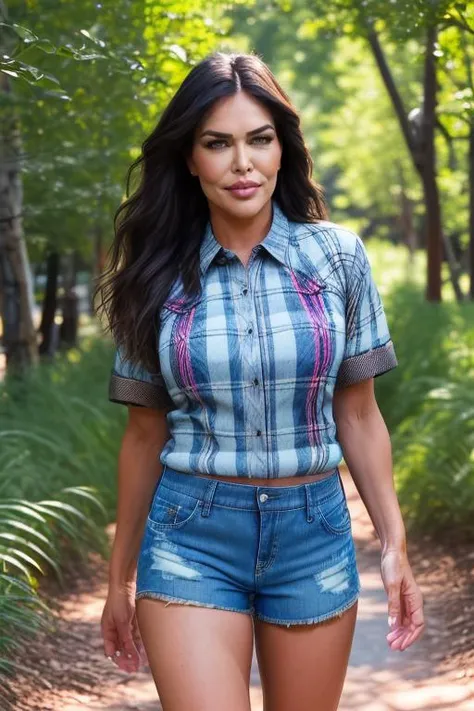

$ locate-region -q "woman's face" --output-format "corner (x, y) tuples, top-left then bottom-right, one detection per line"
(187, 91), (282, 219)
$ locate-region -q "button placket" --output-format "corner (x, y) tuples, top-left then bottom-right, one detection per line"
(237, 256), (266, 472)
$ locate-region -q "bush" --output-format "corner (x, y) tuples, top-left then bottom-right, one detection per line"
(369, 244), (474, 541)
(0, 336), (124, 673)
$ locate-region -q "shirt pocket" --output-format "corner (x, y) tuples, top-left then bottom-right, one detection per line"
(159, 292), (203, 350)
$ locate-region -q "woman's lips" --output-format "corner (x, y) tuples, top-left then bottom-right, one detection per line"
(226, 185), (261, 199)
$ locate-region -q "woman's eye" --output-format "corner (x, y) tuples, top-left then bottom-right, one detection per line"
(205, 135), (273, 149)
(206, 140), (227, 149)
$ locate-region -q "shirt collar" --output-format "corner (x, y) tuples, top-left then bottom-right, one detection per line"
(199, 198), (291, 276)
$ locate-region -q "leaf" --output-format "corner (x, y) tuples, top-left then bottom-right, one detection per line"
(0, 520), (54, 548)
(79, 29), (106, 48)
(60, 486), (107, 517)
(0, 504), (47, 525)
(0, 534), (60, 575)
(0, 554), (33, 581)
(0, 549), (44, 575)
(11, 23), (39, 42)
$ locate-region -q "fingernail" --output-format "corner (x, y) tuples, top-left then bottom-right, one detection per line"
(127, 653), (132, 659)
(106, 655), (113, 661)
(115, 650), (121, 657)
(388, 615), (397, 628)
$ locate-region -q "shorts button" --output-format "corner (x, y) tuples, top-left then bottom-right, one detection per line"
(259, 493), (269, 503)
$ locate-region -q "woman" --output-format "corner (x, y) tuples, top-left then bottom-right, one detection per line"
(97, 51), (425, 711)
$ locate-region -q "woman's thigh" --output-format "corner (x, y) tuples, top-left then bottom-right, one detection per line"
(136, 599), (254, 711)
(254, 599), (358, 711)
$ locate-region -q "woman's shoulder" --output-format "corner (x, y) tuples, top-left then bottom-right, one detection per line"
(292, 218), (363, 256)
(289, 218), (366, 277)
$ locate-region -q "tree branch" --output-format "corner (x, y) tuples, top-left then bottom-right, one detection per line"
(442, 13), (474, 36)
(364, 26), (419, 169)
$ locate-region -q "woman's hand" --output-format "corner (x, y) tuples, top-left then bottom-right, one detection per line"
(101, 580), (147, 673)
(381, 548), (425, 651)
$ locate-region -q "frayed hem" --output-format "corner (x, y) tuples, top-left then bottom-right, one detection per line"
(254, 592), (360, 627)
(135, 592), (254, 616)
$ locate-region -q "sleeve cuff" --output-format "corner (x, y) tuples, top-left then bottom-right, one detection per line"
(335, 341), (398, 389)
(109, 374), (174, 409)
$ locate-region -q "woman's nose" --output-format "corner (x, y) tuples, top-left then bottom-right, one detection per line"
(232, 143), (253, 173)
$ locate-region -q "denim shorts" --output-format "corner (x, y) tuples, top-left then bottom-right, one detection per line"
(135, 465), (361, 626)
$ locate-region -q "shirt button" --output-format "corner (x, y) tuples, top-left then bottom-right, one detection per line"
(253, 378), (259, 386)
(259, 493), (268, 503)
(256, 429), (262, 436)
(248, 327), (253, 334)
(242, 288), (248, 295)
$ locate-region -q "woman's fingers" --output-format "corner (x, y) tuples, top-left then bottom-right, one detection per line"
(386, 612), (425, 651)
(132, 614), (148, 666)
(381, 550), (425, 652)
(101, 610), (120, 661)
(116, 618), (141, 673)
(101, 604), (141, 673)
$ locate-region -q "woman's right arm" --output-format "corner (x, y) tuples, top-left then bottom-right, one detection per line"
(109, 405), (170, 586)
(101, 405), (171, 672)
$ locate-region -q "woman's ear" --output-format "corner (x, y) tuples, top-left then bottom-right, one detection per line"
(186, 158), (196, 176)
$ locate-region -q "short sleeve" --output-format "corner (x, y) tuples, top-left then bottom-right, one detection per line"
(108, 347), (174, 409)
(336, 236), (398, 388)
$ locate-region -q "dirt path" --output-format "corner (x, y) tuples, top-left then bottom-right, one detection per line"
(4, 468), (474, 711)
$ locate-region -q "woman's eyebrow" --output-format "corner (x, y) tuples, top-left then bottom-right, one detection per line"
(199, 123), (275, 138)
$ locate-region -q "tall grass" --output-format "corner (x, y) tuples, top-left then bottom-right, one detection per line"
(369, 241), (474, 541)
(0, 337), (124, 673)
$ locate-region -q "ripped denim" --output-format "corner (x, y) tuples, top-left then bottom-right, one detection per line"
(136, 465), (361, 626)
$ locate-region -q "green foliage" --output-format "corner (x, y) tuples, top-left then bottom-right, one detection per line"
(0, 336), (124, 672)
(0, 20), (113, 94)
(368, 240), (474, 541)
(230, 0), (473, 263)
(0, 573), (53, 673)
(7, 0), (230, 263)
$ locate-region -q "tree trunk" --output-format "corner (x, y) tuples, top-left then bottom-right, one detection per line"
(0, 70), (38, 373)
(59, 251), (78, 349)
(366, 24), (464, 303)
(38, 251), (60, 356)
(421, 25), (443, 302)
(397, 162), (417, 265)
(469, 116), (474, 300)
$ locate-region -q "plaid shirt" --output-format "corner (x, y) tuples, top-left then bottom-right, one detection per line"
(109, 199), (397, 478)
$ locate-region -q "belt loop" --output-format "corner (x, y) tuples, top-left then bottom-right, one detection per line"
(201, 479), (218, 518)
(304, 484), (314, 523)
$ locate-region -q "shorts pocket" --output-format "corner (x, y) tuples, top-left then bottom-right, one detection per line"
(147, 485), (202, 531)
(315, 489), (352, 536)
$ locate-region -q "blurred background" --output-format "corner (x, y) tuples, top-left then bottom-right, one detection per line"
(0, 0), (473, 708)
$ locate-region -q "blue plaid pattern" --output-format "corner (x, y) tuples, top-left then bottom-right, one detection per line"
(109, 199), (397, 478)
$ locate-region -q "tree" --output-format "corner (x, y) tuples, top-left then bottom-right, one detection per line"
(1, 0), (232, 373)
(231, 0), (474, 301)
(0, 7), (38, 371)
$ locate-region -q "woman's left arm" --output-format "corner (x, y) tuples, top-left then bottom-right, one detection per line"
(333, 377), (425, 652)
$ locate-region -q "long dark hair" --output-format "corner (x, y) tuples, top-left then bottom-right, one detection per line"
(94, 51), (328, 373)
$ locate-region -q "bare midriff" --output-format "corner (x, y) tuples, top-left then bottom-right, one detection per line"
(194, 469), (337, 487)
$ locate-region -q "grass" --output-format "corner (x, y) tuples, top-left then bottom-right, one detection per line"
(0, 335), (123, 673)
(368, 240), (474, 541)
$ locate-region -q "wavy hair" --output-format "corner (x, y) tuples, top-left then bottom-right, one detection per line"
(94, 51), (328, 372)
